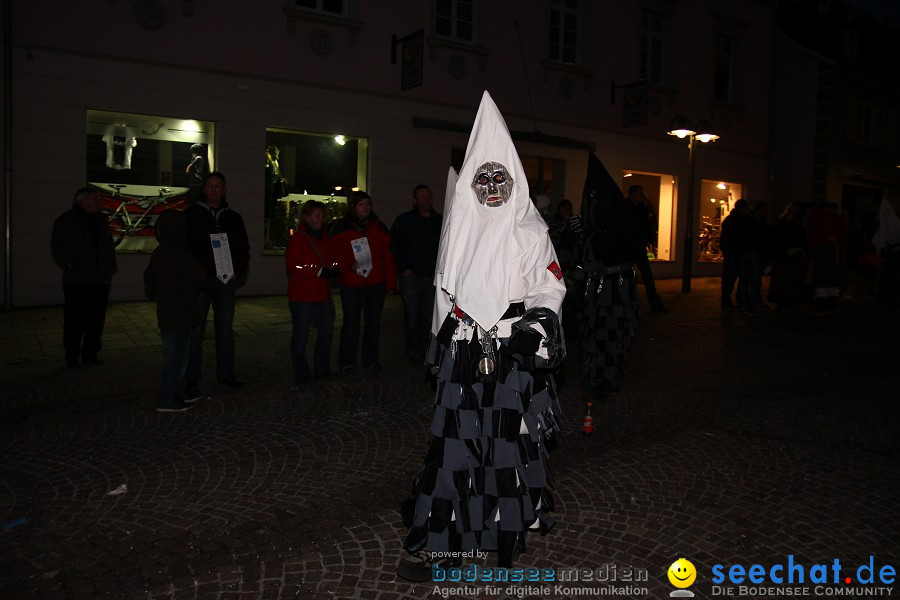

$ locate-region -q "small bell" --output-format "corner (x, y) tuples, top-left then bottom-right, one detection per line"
(477, 327), (496, 375)
(478, 356), (495, 375)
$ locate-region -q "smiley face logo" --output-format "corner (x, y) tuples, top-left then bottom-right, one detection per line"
(668, 558), (697, 588)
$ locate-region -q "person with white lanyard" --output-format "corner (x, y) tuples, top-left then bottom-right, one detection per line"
(183, 171), (251, 397)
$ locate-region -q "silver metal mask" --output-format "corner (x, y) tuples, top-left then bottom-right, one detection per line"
(471, 162), (514, 207)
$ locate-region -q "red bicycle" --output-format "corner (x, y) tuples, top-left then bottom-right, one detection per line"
(95, 185), (189, 247)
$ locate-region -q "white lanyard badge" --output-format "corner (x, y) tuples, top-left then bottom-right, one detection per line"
(209, 233), (234, 283)
(351, 237), (373, 277)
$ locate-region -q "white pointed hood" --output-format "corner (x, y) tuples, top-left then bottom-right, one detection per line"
(434, 165), (459, 287)
(433, 91), (547, 330)
(872, 198), (900, 250)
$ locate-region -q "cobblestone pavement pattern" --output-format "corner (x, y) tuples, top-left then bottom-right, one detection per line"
(1, 279), (898, 599)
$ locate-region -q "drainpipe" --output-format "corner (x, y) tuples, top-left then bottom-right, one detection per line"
(2, 0), (12, 309)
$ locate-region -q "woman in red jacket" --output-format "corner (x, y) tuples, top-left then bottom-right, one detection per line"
(330, 191), (397, 372)
(285, 200), (340, 384)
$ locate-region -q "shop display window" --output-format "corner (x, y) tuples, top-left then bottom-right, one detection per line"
(264, 128), (368, 253)
(521, 155), (566, 214)
(622, 171), (675, 262)
(698, 179), (742, 262)
(86, 109), (215, 253)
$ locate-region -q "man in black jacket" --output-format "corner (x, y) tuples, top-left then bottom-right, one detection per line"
(50, 187), (117, 368)
(144, 210), (215, 412)
(390, 184), (443, 360)
(719, 198), (750, 309)
(184, 172), (251, 393)
(627, 184), (668, 313)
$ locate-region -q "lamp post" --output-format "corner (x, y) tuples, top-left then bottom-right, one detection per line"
(667, 115), (719, 293)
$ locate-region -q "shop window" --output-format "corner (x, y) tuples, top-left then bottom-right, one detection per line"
(548, 0), (580, 65)
(450, 150), (565, 218)
(698, 179), (743, 262)
(264, 128), (368, 253)
(622, 171), (674, 262)
(435, 0), (475, 42)
(521, 155), (566, 217)
(86, 109), (214, 253)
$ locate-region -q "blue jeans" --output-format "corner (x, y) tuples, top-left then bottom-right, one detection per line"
(159, 328), (191, 407)
(289, 300), (334, 379)
(186, 281), (236, 385)
(338, 284), (386, 369)
(398, 274), (435, 358)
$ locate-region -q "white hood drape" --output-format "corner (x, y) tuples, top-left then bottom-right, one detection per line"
(433, 91), (548, 330)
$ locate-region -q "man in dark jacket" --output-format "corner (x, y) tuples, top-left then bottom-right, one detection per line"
(390, 184), (443, 360)
(627, 184), (668, 313)
(184, 172), (251, 394)
(738, 202), (772, 316)
(50, 187), (117, 368)
(144, 210), (215, 412)
(719, 198), (750, 309)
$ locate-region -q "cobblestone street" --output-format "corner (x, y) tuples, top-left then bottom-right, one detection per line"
(1, 278), (898, 599)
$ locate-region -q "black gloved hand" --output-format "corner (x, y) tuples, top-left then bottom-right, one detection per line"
(319, 266), (340, 280)
(504, 328), (543, 361)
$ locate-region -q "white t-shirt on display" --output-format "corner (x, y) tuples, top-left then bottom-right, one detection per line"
(102, 125), (137, 170)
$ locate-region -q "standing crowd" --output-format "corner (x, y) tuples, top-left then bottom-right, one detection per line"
(50, 172), (445, 410)
(283, 185), (443, 388)
(718, 198), (898, 316)
(54, 179), (898, 413)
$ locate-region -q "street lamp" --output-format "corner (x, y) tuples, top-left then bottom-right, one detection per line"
(667, 114), (720, 293)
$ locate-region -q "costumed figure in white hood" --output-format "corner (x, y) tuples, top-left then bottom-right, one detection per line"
(399, 91), (566, 580)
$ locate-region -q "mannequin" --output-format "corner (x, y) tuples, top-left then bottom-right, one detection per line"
(102, 124), (137, 170)
(265, 145), (290, 248)
(265, 145), (288, 218)
(185, 144), (207, 183)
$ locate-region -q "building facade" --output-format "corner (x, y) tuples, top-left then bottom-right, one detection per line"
(1, 0), (775, 306)
(772, 0), (900, 239)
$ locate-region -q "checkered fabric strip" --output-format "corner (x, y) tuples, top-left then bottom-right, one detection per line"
(401, 331), (560, 566)
(581, 277), (638, 398)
